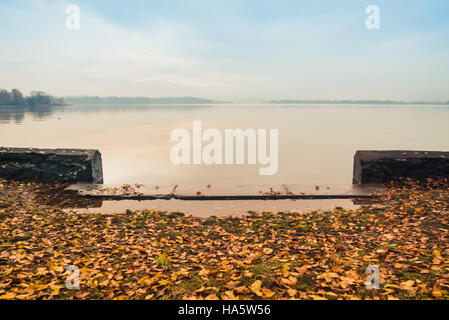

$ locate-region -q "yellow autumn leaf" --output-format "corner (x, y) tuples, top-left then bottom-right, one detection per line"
(0, 292), (16, 299)
(199, 268), (210, 276)
(50, 286), (62, 296)
(432, 288), (447, 298)
(281, 276), (298, 286)
(4, 268), (14, 276)
(222, 291), (239, 300)
(261, 288), (275, 298)
(287, 288), (297, 297)
(138, 276), (149, 286)
(35, 267), (48, 276)
(244, 270), (253, 277)
(250, 280), (263, 296)
(235, 286), (250, 294)
(400, 280), (415, 291)
(110, 280), (120, 287)
(310, 295), (327, 300)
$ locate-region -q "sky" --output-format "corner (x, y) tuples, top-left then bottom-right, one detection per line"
(0, 0), (448, 102)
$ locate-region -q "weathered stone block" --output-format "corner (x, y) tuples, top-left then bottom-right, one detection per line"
(353, 150), (449, 184)
(0, 147), (103, 183)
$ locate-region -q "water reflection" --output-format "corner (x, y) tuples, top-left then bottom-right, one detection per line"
(0, 104), (211, 124)
(0, 105), (63, 124)
(65, 198), (361, 217)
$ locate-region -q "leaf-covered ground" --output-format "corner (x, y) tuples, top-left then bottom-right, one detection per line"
(1, 178), (449, 300)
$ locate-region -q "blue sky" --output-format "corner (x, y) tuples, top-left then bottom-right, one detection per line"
(0, 0), (448, 101)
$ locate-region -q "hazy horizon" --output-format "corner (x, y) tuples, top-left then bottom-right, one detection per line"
(1, 0), (449, 101)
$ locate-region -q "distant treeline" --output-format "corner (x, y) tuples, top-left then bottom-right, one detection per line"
(0, 89), (65, 106)
(64, 96), (217, 105)
(269, 99), (449, 105)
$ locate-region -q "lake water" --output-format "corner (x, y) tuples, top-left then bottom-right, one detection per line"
(1, 104), (449, 186)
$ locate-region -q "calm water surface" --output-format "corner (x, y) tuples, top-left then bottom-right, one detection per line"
(1, 104), (448, 186)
